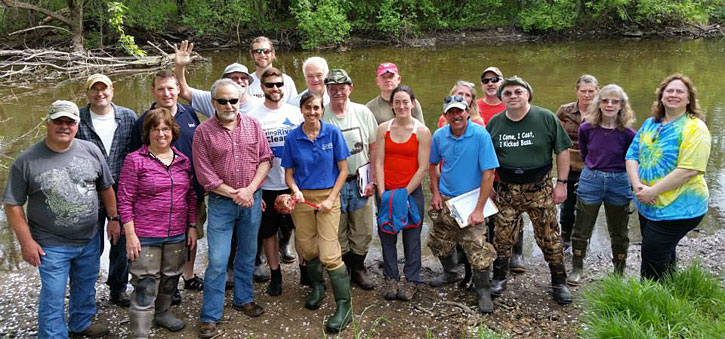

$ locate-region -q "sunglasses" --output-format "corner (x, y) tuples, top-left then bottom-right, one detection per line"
(214, 98), (240, 105)
(502, 89), (526, 97)
(601, 98), (621, 105)
(264, 82), (284, 89)
(51, 118), (78, 125)
(252, 48), (272, 55)
(456, 80), (475, 88)
(444, 95), (466, 104)
(481, 76), (501, 84)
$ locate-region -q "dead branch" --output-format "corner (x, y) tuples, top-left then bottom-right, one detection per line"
(147, 41), (168, 57)
(0, 0), (73, 27)
(9, 25), (71, 36)
(439, 300), (472, 314)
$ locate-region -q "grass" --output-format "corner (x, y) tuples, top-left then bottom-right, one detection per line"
(581, 262), (725, 338)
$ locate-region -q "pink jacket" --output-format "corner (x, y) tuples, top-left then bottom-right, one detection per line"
(118, 145), (197, 238)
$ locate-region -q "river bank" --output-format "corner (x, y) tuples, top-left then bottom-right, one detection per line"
(1, 226), (722, 338)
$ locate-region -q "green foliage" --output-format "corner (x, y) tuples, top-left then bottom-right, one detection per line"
(520, 0), (578, 32)
(124, 0), (176, 32)
(376, 0), (442, 40)
(180, 0), (253, 37)
(291, 0), (351, 49)
(582, 263), (725, 338)
(107, 1), (147, 57)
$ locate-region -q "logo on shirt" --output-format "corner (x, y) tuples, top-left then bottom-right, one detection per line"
(497, 132), (534, 148)
(188, 123), (196, 128)
(321, 142), (333, 150)
(282, 118), (296, 127)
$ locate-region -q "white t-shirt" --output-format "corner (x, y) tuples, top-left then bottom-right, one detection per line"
(248, 102), (304, 190)
(190, 88), (260, 117)
(249, 72), (298, 104)
(90, 109), (118, 155)
(289, 89), (331, 107)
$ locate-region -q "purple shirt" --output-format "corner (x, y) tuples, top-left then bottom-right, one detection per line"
(578, 122), (636, 172)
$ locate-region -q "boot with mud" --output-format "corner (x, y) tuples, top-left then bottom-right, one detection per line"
(430, 253), (459, 287)
(472, 267), (494, 313)
(349, 252), (374, 290)
(567, 247), (585, 286)
(326, 265), (353, 333)
(154, 294), (185, 332)
(305, 258), (326, 310)
(490, 257), (510, 298)
(509, 227), (526, 273)
(278, 227), (297, 263)
(550, 264), (573, 304)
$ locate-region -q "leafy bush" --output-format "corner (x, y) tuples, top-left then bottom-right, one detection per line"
(520, 0), (579, 32)
(291, 0), (351, 49)
(180, 0), (253, 37)
(124, 0), (176, 32)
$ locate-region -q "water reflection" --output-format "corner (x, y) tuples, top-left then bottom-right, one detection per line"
(1, 38), (723, 269)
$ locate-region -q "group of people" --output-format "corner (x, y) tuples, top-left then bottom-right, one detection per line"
(2, 35), (711, 338)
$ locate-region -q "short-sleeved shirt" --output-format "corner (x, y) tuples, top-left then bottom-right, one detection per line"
(578, 122), (636, 172)
(556, 102), (585, 171)
(625, 115), (711, 221)
(322, 101), (378, 174)
(3, 139), (114, 246)
(288, 89), (330, 107)
(248, 103), (304, 190)
(190, 88), (260, 117)
(249, 72), (298, 104)
(477, 98), (506, 125)
(366, 95), (424, 124)
(281, 121), (350, 190)
(486, 105), (572, 170)
(430, 122), (499, 197)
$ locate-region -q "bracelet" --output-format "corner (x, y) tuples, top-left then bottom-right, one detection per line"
(556, 179), (568, 184)
(108, 215), (120, 222)
(188, 224), (197, 229)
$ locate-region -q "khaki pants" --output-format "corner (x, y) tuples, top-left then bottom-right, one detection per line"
(291, 189), (343, 270)
(339, 198), (373, 256)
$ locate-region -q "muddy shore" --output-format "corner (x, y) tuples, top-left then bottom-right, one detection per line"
(1, 227), (722, 338)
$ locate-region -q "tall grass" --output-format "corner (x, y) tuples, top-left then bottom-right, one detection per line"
(581, 263), (725, 338)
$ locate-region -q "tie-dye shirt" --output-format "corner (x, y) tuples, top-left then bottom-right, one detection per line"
(625, 114), (710, 221)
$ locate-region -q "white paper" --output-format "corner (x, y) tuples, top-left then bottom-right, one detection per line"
(356, 163), (371, 197)
(445, 188), (498, 228)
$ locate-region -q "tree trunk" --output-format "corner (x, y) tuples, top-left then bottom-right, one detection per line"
(67, 0), (84, 52)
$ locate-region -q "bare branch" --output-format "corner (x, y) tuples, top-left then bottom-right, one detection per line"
(0, 0), (73, 27)
(8, 25), (71, 36)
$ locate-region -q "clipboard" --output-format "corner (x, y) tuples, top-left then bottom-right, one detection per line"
(445, 188), (498, 228)
(356, 163), (371, 197)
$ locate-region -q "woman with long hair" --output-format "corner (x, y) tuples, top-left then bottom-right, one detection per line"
(438, 80), (485, 127)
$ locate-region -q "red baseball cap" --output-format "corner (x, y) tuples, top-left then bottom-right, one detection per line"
(376, 62), (399, 77)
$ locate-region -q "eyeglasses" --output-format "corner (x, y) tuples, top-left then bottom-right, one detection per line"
(444, 95), (466, 104)
(252, 48), (272, 55)
(151, 127), (172, 134)
(481, 76), (501, 84)
(601, 98), (621, 105)
(456, 80), (475, 88)
(214, 98), (239, 105)
(651, 124), (664, 143)
(501, 89), (526, 97)
(51, 118), (77, 125)
(264, 82), (284, 89)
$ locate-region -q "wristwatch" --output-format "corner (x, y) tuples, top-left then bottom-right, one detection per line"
(108, 215), (120, 222)
(556, 179), (568, 184)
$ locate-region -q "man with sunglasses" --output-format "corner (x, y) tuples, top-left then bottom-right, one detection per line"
(248, 67), (304, 297)
(428, 95), (499, 313)
(366, 62), (424, 124)
(323, 69), (378, 290)
(247, 36), (297, 104)
(193, 79), (273, 337)
(4, 100), (116, 338)
(485, 76), (573, 305)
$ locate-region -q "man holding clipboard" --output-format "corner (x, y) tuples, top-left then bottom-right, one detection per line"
(428, 95), (500, 313)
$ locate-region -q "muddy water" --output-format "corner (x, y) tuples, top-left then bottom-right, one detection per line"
(1, 38), (724, 269)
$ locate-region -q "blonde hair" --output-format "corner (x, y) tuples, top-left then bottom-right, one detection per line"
(585, 84), (635, 130)
(449, 81), (481, 121)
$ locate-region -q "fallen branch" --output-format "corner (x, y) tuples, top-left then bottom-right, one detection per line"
(439, 300), (472, 314)
(8, 25), (71, 36)
(413, 305), (435, 317)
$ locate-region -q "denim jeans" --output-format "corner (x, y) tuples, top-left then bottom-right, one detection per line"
(97, 214), (129, 295)
(38, 233), (101, 338)
(576, 166), (632, 205)
(201, 190), (262, 323)
(339, 179), (373, 255)
(378, 187), (424, 283)
(639, 213), (704, 281)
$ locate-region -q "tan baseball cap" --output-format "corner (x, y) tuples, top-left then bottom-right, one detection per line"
(85, 74), (112, 90)
(46, 100), (80, 122)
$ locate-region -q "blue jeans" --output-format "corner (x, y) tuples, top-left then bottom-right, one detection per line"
(378, 187), (424, 283)
(38, 233), (101, 338)
(201, 190), (262, 323)
(340, 179), (369, 213)
(576, 166), (632, 205)
(97, 214), (129, 295)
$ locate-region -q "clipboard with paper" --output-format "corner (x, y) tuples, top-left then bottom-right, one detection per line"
(445, 188), (498, 228)
(356, 163), (371, 197)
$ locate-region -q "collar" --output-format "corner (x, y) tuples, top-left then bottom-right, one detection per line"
(296, 120), (329, 140)
(445, 118), (476, 140)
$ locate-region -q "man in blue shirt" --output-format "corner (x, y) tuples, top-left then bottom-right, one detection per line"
(428, 95), (499, 313)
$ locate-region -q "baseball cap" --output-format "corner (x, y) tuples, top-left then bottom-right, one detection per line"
(85, 74), (112, 90)
(324, 69), (353, 85)
(442, 95), (468, 113)
(481, 66), (503, 79)
(47, 100), (80, 122)
(221, 63), (253, 84)
(497, 75), (534, 102)
(376, 63), (399, 77)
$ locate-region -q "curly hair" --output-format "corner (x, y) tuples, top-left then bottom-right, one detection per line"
(651, 73), (704, 121)
(585, 84), (635, 130)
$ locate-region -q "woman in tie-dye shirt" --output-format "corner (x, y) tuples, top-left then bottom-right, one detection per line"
(625, 73), (711, 281)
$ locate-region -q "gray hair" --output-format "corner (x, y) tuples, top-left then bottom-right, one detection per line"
(302, 57), (329, 77)
(210, 79), (243, 99)
(576, 74), (599, 90)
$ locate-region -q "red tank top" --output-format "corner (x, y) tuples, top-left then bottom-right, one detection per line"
(384, 120), (422, 189)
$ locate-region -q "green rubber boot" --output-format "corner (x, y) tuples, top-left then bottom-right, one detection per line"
(326, 265), (353, 333)
(305, 258), (326, 310)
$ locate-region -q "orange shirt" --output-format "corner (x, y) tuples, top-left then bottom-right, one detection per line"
(383, 120), (423, 189)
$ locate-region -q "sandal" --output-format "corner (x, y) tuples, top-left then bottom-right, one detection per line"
(183, 274), (204, 291)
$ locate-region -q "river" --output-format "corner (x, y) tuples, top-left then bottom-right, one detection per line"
(0, 38), (723, 270)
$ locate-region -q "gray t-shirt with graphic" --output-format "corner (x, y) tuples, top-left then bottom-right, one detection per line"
(3, 139), (114, 246)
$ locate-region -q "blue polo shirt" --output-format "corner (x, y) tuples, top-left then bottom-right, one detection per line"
(430, 121), (499, 197)
(282, 121), (350, 190)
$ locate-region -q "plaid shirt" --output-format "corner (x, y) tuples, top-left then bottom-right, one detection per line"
(76, 103), (138, 187)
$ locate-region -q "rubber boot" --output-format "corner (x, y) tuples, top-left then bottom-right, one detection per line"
(130, 313), (154, 339)
(326, 265), (353, 333)
(253, 252), (270, 282)
(472, 267), (494, 313)
(430, 254), (459, 287)
(509, 226), (526, 273)
(490, 257), (509, 298)
(279, 227), (297, 263)
(567, 250), (585, 286)
(305, 258), (326, 310)
(613, 258), (627, 275)
(350, 253), (374, 290)
(154, 294), (185, 332)
(550, 264), (573, 304)
(604, 203), (630, 276)
(299, 264), (312, 286)
(266, 268), (282, 296)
